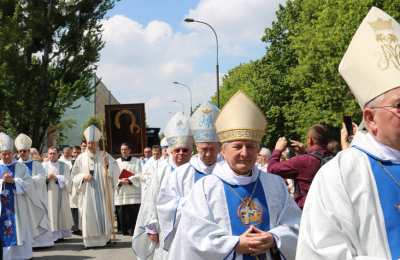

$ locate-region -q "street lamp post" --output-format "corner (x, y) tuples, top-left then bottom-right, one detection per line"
(171, 100), (185, 113)
(173, 81), (193, 115)
(184, 18), (220, 108)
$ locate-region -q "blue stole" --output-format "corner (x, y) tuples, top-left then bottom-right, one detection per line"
(355, 147), (400, 259)
(222, 176), (269, 260)
(24, 161), (33, 176)
(0, 163), (18, 247)
(194, 169), (206, 183)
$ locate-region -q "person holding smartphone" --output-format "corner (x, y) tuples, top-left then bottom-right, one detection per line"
(267, 124), (332, 209)
(296, 7), (400, 259)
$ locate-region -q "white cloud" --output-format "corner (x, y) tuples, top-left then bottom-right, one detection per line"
(97, 0), (284, 130)
(185, 0), (286, 55)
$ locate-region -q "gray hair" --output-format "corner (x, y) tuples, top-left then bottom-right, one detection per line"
(259, 147), (271, 159)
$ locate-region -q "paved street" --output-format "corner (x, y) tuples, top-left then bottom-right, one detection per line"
(33, 234), (136, 260)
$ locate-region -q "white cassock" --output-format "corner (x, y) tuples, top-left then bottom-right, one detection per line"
(157, 154), (217, 250)
(71, 150), (119, 248)
(168, 160), (301, 260)
(0, 160), (47, 260)
(140, 157), (162, 196)
(18, 159), (54, 248)
(132, 158), (176, 260)
(296, 132), (400, 260)
(115, 157), (142, 206)
(42, 160), (73, 241)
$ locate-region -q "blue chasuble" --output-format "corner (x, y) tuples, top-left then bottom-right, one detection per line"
(222, 177), (269, 260)
(355, 147), (400, 259)
(0, 163), (18, 247)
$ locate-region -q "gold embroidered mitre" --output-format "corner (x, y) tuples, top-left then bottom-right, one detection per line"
(215, 91), (267, 143)
(339, 7), (400, 107)
(0, 132), (14, 152)
(15, 133), (32, 150)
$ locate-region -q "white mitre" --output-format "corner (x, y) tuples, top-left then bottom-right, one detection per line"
(83, 125), (102, 142)
(190, 102), (220, 143)
(164, 112), (193, 149)
(160, 137), (168, 147)
(0, 132), (14, 152)
(215, 91), (267, 143)
(15, 133), (32, 150)
(339, 7), (400, 107)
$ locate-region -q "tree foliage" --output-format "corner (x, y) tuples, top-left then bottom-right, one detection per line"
(0, 0), (118, 149)
(215, 0), (400, 147)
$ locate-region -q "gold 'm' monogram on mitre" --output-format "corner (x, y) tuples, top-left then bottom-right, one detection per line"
(368, 17), (393, 31)
(368, 17), (400, 71)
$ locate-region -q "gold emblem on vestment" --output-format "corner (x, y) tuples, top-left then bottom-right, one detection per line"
(237, 197), (263, 225)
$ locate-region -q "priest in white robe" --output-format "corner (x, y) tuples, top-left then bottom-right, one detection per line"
(157, 102), (221, 251)
(0, 133), (43, 260)
(71, 125), (119, 248)
(160, 137), (169, 163)
(15, 133), (54, 248)
(168, 91), (301, 260)
(132, 112), (193, 260)
(115, 143), (142, 236)
(296, 7), (400, 260)
(43, 146), (73, 242)
(140, 145), (162, 196)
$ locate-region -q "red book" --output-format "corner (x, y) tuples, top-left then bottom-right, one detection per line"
(119, 169), (135, 179)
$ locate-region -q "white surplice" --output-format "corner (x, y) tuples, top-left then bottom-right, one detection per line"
(157, 154), (217, 250)
(71, 150), (119, 248)
(132, 158), (175, 260)
(42, 160), (73, 241)
(168, 160), (301, 260)
(296, 132), (400, 260)
(115, 157), (142, 206)
(18, 159), (54, 248)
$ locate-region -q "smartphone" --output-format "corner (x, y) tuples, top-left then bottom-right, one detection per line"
(343, 116), (353, 136)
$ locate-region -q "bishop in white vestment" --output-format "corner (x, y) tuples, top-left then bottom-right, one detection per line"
(296, 7), (400, 260)
(0, 133), (43, 260)
(132, 112), (193, 260)
(15, 133), (54, 248)
(157, 102), (221, 250)
(71, 125), (119, 248)
(168, 92), (301, 260)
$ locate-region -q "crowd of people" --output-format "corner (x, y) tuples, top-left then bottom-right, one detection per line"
(0, 6), (399, 260)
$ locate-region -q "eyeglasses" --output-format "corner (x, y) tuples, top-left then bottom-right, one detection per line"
(370, 103), (400, 111)
(18, 150), (29, 153)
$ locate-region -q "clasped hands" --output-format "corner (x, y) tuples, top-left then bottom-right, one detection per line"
(47, 172), (58, 181)
(235, 225), (276, 256)
(2, 172), (14, 184)
(83, 174), (93, 182)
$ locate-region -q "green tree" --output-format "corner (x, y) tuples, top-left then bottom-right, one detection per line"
(212, 62), (258, 107)
(215, 0), (400, 147)
(0, 0), (118, 148)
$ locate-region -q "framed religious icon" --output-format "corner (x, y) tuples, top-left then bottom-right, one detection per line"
(105, 103), (147, 157)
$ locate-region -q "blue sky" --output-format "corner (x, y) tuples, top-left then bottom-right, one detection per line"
(108, 0), (199, 29)
(97, 0), (285, 129)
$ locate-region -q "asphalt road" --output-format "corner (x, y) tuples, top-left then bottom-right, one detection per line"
(33, 234), (136, 260)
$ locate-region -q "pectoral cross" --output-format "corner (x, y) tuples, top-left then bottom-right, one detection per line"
(395, 203), (400, 212)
